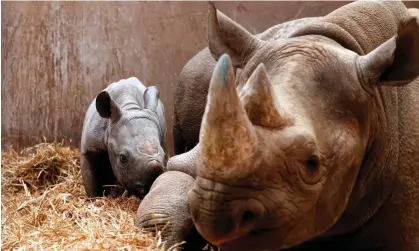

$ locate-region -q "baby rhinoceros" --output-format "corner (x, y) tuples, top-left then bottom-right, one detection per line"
(135, 171), (208, 251)
(80, 77), (167, 198)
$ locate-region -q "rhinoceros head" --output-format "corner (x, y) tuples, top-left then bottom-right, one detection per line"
(95, 86), (166, 198)
(188, 4), (419, 250)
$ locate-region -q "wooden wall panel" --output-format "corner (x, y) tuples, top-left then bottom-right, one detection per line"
(2, 1), (418, 154)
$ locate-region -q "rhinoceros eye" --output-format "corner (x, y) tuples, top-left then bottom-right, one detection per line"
(119, 154), (129, 165)
(306, 155), (320, 171)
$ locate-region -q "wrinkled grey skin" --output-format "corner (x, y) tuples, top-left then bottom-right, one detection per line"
(168, 1), (419, 251)
(172, 17), (318, 155)
(135, 171), (209, 251)
(80, 77), (167, 198)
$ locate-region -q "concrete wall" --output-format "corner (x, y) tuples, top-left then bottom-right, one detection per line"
(2, 1), (418, 155)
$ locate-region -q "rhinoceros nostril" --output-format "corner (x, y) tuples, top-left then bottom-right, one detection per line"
(235, 203), (263, 232)
(241, 210), (256, 226)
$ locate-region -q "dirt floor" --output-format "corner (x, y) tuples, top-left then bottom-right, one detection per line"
(1, 141), (170, 250)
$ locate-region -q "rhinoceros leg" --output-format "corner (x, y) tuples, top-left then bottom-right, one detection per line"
(166, 144), (199, 178)
(173, 111), (188, 155)
(135, 171), (208, 251)
(81, 151), (117, 197)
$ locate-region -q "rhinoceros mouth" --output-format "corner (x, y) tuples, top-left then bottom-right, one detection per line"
(218, 228), (283, 251)
(128, 189), (145, 199)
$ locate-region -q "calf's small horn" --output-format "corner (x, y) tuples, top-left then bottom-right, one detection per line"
(199, 54), (256, 171)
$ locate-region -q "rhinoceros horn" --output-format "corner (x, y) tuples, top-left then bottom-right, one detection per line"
(200, 54), (257, 171)
(239, 63), (289, 128)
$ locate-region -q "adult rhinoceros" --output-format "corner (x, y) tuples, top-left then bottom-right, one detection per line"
(140, 0), (419, 250)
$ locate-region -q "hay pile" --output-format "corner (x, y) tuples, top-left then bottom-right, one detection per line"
(1, 141), (165, 250)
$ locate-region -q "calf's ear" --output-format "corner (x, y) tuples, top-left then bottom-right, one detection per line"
(143, 86), (159, 112)
(208, 2), (264, 68)
(358, 17), (419, 86)
(96, 91), (123, 122)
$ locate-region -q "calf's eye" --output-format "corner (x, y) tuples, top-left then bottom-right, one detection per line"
(119, 154), (128, 164)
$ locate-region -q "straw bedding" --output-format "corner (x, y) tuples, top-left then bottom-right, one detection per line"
(1, 141), (167, 250)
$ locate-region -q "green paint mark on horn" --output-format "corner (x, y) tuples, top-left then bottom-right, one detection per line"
(219, 54), (228, 87)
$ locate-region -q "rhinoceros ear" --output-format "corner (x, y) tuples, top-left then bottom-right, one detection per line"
(96, 91), (123, 122)
(208, 2), (263, 68)
(358, 17), (419, 86)
(143, 86), (159, 112)
(200, 54), (256, 171)
(239, 63), (290, 128)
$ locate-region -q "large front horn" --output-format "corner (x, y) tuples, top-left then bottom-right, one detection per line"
(240, 63), (289, 128)
(199, 54), (257, 172)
